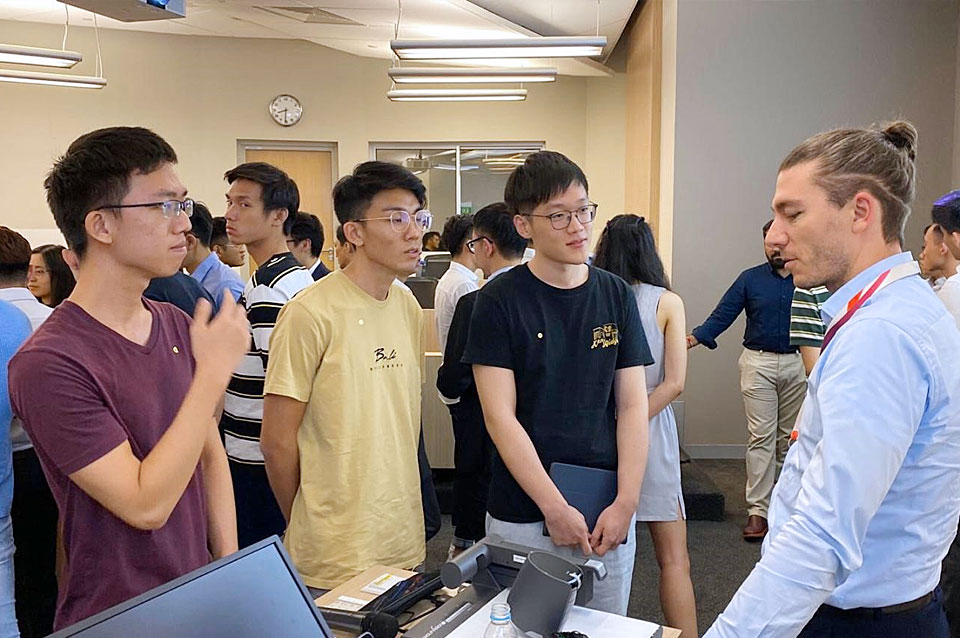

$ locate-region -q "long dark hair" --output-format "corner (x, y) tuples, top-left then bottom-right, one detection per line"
(33, 244), (76, 307)
(593, 214), (670, 290)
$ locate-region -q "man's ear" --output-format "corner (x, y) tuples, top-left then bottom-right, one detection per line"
(273, 207), (289, 229)
(84, 210), (115, 249)
(344, 220), (365, 248)
(513, 213), (533, 240)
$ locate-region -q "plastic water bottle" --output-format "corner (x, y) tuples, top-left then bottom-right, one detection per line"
(483, 602), (519, 638)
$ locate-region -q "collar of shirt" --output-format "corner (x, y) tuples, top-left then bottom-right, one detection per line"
(308, 258), (323, 275)
(191, 252), (220, 283)
(486, 265), (514, 282)
(448, 260), (480, 283)
(0, 287), (37, 304)
(820, 251), (912, 326)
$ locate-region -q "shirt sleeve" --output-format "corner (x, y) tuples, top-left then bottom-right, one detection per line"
(692, 270), (748, 349)
(462, 289), (513, 370)
(790, 288), (827, 348)
(616, 282), (653, 369)
(9, 349), (129, 476)
(437, 295), (476, 400)
(246, 284), (288, 369)
(264, 300), (326, 403)
(704, 319), (930, 638)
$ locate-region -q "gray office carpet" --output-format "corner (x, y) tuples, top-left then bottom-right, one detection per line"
(424, 460), (759, 637)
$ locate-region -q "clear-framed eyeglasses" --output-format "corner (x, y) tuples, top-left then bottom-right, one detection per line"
(356, 209), (433, 233)
(524, 203), (597, 230)
(101, 198), (195, 220)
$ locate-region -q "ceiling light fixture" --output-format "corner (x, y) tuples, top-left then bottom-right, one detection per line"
(387, 88), (527, 102)
(390, 36), (606, 60)
(0, 68), (105, 89)
(388, 67), (557, 84)
(0, 43), (81, 68)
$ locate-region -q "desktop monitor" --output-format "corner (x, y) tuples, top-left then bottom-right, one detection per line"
(51, 536), (333, 638)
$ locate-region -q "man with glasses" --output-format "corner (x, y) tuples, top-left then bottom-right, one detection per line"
(8, 127), (250, 629)
(687, 221), (805, 542)
(220, 162), (313, 549)
(210, 216), (246, 268)
(463, 151), (652, 615)
(262, 161), (431, 591)
(438, 202), (526, 559)
(182, 202), (245, 302)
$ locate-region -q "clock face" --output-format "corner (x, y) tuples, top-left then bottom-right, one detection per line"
(269, 94), (302, 126)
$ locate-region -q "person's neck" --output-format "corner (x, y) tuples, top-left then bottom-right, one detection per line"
(246, 235), (288, 269)
(451, 253), (473, 269)
(830, 241), (902, 292)
(0, 279), (26, 291)
(184, 247), (212, 274)
(944, 259), (960, 279)
(68, 256), (153, 340)
(342, 252), (399, 301)
(483, 255), (520, 278)
(526, 253), (588, 289)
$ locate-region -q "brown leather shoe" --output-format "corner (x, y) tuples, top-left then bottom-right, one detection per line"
(743, 515), (768, 542)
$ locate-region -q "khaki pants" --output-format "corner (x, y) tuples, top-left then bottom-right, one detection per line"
(738, 348), (806, 518)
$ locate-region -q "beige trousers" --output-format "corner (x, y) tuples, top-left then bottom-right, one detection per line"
(738, 348), (807, 518)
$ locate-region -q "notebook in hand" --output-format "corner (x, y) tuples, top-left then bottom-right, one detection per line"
(543, 462), (623, 542)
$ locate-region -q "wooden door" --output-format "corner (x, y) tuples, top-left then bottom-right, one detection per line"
(245, 148), (336, 270)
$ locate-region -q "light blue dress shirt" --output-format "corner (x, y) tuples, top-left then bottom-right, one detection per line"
(0, 300), (32, 518)
(706, 252), (960, 637)
(190, 252), (245, 306)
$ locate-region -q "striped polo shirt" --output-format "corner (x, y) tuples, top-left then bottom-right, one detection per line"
(789, 285), (831, 347)
(221, 252), (313, 465)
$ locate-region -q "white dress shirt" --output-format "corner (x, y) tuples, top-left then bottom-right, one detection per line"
(937, 265), (960, 329)
(0, 288), (52, 452)
(434, 261), (480, 355)
(706, 252), (960, 637)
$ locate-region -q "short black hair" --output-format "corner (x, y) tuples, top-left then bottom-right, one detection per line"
(932, 190), (960, 234)
(0, 227), (31, 281)
(335, 225), (347, 245)
(290, 212), (325, 258)
(332, 161), (426, 225)
(473, 202), (527, 259)
(439, 215), (474, 255)
(188, 201), (214, 247)
(44, 126), (178, 258)
(762, 219), (773, 237)
(224, 162), (299, 235)
(504, 151), (588, 215)
(210, 216), (229, 247)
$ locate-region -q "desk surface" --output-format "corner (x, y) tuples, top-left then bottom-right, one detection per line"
(315, 566), (681, 638)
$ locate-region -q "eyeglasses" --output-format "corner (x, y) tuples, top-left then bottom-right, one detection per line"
(355, 209), (433, 233)
(466, 236), (492, 254)
(101, 198), (195, 219)
(524, 203), (597, 230)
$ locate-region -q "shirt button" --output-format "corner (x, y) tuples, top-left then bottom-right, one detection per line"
(537, 332), (543, 339)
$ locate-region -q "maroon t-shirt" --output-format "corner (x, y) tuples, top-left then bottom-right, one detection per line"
(8, 299), (209, 629)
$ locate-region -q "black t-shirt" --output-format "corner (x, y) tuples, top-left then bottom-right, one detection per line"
(462, 264), (653, 523)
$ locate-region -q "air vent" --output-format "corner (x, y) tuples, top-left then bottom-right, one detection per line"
(405, 157), (431, 171)
(255, 6), (362, 26)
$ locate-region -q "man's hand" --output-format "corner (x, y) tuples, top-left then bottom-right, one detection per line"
(686, 334), (699, 349)
(190, 293), (249, 387)
(590, 500), (634, 556)
(544, 503), (592, 555)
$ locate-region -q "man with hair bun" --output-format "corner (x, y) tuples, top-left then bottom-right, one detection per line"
(706, 121), (960, 638)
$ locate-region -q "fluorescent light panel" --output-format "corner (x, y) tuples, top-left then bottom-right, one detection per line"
(388, 67), (557, 84)
(387, 88), (526, 102)
(0, 43), (81, 68)
(0, 68), (105, 89)
(391, 36), (606, 60)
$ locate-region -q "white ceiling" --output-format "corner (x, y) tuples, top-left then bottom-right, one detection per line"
(0, 0), (638, 76)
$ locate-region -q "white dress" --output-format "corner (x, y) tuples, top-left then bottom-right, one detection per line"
(633, 283), (685, 521)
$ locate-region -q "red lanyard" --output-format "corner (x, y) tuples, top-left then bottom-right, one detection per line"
(820, 270), (890, 351)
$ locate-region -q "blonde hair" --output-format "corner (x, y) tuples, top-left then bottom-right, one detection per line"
(779, 120), (917, 244)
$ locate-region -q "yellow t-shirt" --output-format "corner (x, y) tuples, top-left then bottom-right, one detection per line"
(264, 271), (425, 589)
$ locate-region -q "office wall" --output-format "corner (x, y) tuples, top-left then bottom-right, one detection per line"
(0, 20), (627, 232)
(673, 0), (959, 456)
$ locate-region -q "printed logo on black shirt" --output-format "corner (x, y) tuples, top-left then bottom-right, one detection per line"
(590, 323), (620, 349)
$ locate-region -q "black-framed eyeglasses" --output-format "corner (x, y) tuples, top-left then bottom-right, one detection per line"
(101, 198), (195, 220)
(466, 236), (492, 254)
(524, 203), (597, 230)
(355, 209), (433, 233)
